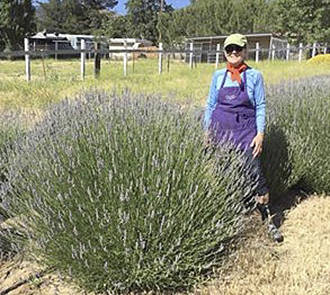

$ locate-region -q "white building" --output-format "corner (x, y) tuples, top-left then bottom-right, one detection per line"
(29, 32), (153, 59)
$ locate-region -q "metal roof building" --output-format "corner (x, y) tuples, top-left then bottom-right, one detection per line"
(185, 33), (288, 63)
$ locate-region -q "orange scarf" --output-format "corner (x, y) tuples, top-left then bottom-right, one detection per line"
(226, 62), (248, 84)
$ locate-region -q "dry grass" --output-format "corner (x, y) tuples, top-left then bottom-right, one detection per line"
(1, 59), (330, 109)
(194, 195), (330, 295)
(1, 195), (329, 294)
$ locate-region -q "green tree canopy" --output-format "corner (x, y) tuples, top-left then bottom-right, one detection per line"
(0, 0), (36, 51)
(158, 0), (275, 46)
(37, 0), (118, 34)
(101, 14), (129, 38)
(125, 0), (174, 45)
(273, 0), (330, 44)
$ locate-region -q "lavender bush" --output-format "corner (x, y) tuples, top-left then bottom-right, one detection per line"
(0, 110), (23, 173)
(263, 75), (330, 195)
(0, 110), (25, 219)
(2, 91), (254, 293)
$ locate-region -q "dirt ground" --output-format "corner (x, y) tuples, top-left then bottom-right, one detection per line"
(0, 195), (329, 295)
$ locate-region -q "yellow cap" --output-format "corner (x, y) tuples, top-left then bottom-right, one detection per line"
(224, 34), (247, 49)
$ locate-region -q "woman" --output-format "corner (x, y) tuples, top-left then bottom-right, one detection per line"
(204, 33), (283, 242)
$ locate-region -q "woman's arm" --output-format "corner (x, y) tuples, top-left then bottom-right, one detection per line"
(254, 71), (266, 134)
(250, 71), (266, 157)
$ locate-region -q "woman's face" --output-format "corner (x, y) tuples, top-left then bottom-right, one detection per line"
(224, 45), (247, 66)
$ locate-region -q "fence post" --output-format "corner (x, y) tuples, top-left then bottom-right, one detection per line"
(215, 43), (220, 68)
(324, 43), (328, 54)
(255, 42), (260, 63)
(24, 38), (31, 82)
(298, 43), (303, 62)
(312, 42), (317, 57)
(123, 39), (128, 77)
(132, 49), (135, 73)
(286, 43), (290, 61)
(94, 42), (101, 78)
(189, 43), (193, 69)
(271, 44), (275, 61)
(81, 39), (86, 80)
(158, 42), (163, 74)
(55, 41), (58, 60)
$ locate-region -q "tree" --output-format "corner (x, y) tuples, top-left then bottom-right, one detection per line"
(0, 0), (36, 51)
(125, 0), (173, 44)
(82, 0), (119, 31)
(101, 14), (129, 38)
(37, 0), (118, 34)
(273, 0), (330, 44)
(162, 0), (276, 46)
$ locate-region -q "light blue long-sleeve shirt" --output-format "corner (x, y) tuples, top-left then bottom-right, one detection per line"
(204, 68), (266, 133)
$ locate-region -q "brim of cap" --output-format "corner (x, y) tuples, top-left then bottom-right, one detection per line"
(224, 41), (246, 48)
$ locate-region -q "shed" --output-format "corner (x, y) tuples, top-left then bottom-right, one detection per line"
(185, 33), (288, 63)
(29, 32), (95, 52)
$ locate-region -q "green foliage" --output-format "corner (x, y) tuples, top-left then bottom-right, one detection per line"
(31, 0), (330, 48)
(3, 91), (253, 293)
(37, 0), (118, 34)
(101, 15), (129, 38)
(0, 0), (36, 51)
(273, 0), (330, 44)
(125, 0), (174, 44)
(158, 0), (276, 46)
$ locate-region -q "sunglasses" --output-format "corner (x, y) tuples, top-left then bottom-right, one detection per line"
(225, 44), (244, 54)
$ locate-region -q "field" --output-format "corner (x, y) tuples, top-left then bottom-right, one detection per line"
(1, 58), (330, 109)
(0, 58), (330, 294)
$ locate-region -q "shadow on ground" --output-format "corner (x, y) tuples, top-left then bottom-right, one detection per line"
(269, 188), (309, 228)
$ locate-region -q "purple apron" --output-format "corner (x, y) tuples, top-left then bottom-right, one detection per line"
(210, 70), (256, 151)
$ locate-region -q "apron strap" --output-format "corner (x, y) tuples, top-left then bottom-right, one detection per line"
(244, 70), (247, 84)
(241, 69), (248, 91)
(221, 69), (248, 89)
(220, 70), (228, 89)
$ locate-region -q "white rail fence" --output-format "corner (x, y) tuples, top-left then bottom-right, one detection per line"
(0, 39), (328, 82)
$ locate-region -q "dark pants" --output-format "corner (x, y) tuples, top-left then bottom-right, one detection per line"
(243, 148), (269, 197)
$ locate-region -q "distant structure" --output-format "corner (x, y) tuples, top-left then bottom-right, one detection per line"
(29, 32), (95, 51)
(28, 32), (154, 59)
(108, 38), (153, 60)
(185, 33), (288, 63)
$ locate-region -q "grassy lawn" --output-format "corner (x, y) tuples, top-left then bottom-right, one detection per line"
(0, 58), (330, 109)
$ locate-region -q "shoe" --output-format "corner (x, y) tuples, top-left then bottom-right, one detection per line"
(268, 223), (284, 243)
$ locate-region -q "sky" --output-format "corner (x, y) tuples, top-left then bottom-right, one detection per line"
(115, 0), (191, 15)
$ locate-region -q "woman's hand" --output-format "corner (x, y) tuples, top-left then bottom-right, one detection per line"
(250, 132), (264, 158)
